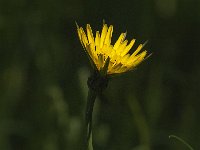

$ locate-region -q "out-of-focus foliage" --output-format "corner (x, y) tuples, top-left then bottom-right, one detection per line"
(0, 0), (200, 150)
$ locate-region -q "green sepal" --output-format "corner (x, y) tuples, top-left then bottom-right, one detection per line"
(100, 57), (110, 77)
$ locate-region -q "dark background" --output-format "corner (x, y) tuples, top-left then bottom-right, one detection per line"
(0, 0), (200, 149)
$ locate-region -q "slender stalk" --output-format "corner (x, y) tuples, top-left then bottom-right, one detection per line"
(84, 70), (109, 150)
(169, 135), (194, 150)
(85, 89), (97, 144)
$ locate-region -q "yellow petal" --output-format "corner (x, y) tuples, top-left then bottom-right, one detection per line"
(95, 31), (100, 54)
(101, 44), (109, 54)
(77, 28), (86, 49)
(80, 27), (88, 47)
(116, 40), (128, 54)
(128, 50), (147, 66)
(77, 28), (82, 41)
(111, 63), (123, 73)
(110, 53), (118, 64)
(113, 32), (126, 50)
(121, 54), (130, 64)
(117, 66), (129, 73)
(129, 44), (143, 60)
(76, 23), (82, 41)
(100, 24), (108, 48)
(95, 31), (100, 46)
(86, 24), (95, 45)
(104, 25), (113, 46)
(121, 39), (135, 56)
(86, 24), (95, 52)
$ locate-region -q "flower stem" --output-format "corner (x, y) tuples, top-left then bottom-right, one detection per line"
(85, 88), (97, 145)
(84, 71), (109, 150)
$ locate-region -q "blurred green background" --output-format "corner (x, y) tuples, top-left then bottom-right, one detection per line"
(0, 0), (200, 149)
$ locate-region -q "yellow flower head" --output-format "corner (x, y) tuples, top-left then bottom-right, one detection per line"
(77, 22), (148, 75)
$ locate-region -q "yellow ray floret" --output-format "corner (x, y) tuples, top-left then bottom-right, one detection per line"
(77, 23), (148, 75)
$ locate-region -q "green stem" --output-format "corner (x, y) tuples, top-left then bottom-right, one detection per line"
(86, 89), (97, 141)
(84, 70), (109, 150)
(85, 89), (97, 149)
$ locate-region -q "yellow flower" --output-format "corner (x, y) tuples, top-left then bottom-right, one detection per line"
(77, 23), (148, 75)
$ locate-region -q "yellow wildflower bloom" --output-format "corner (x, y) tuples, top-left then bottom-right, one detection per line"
(77, 23), (148, 75)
